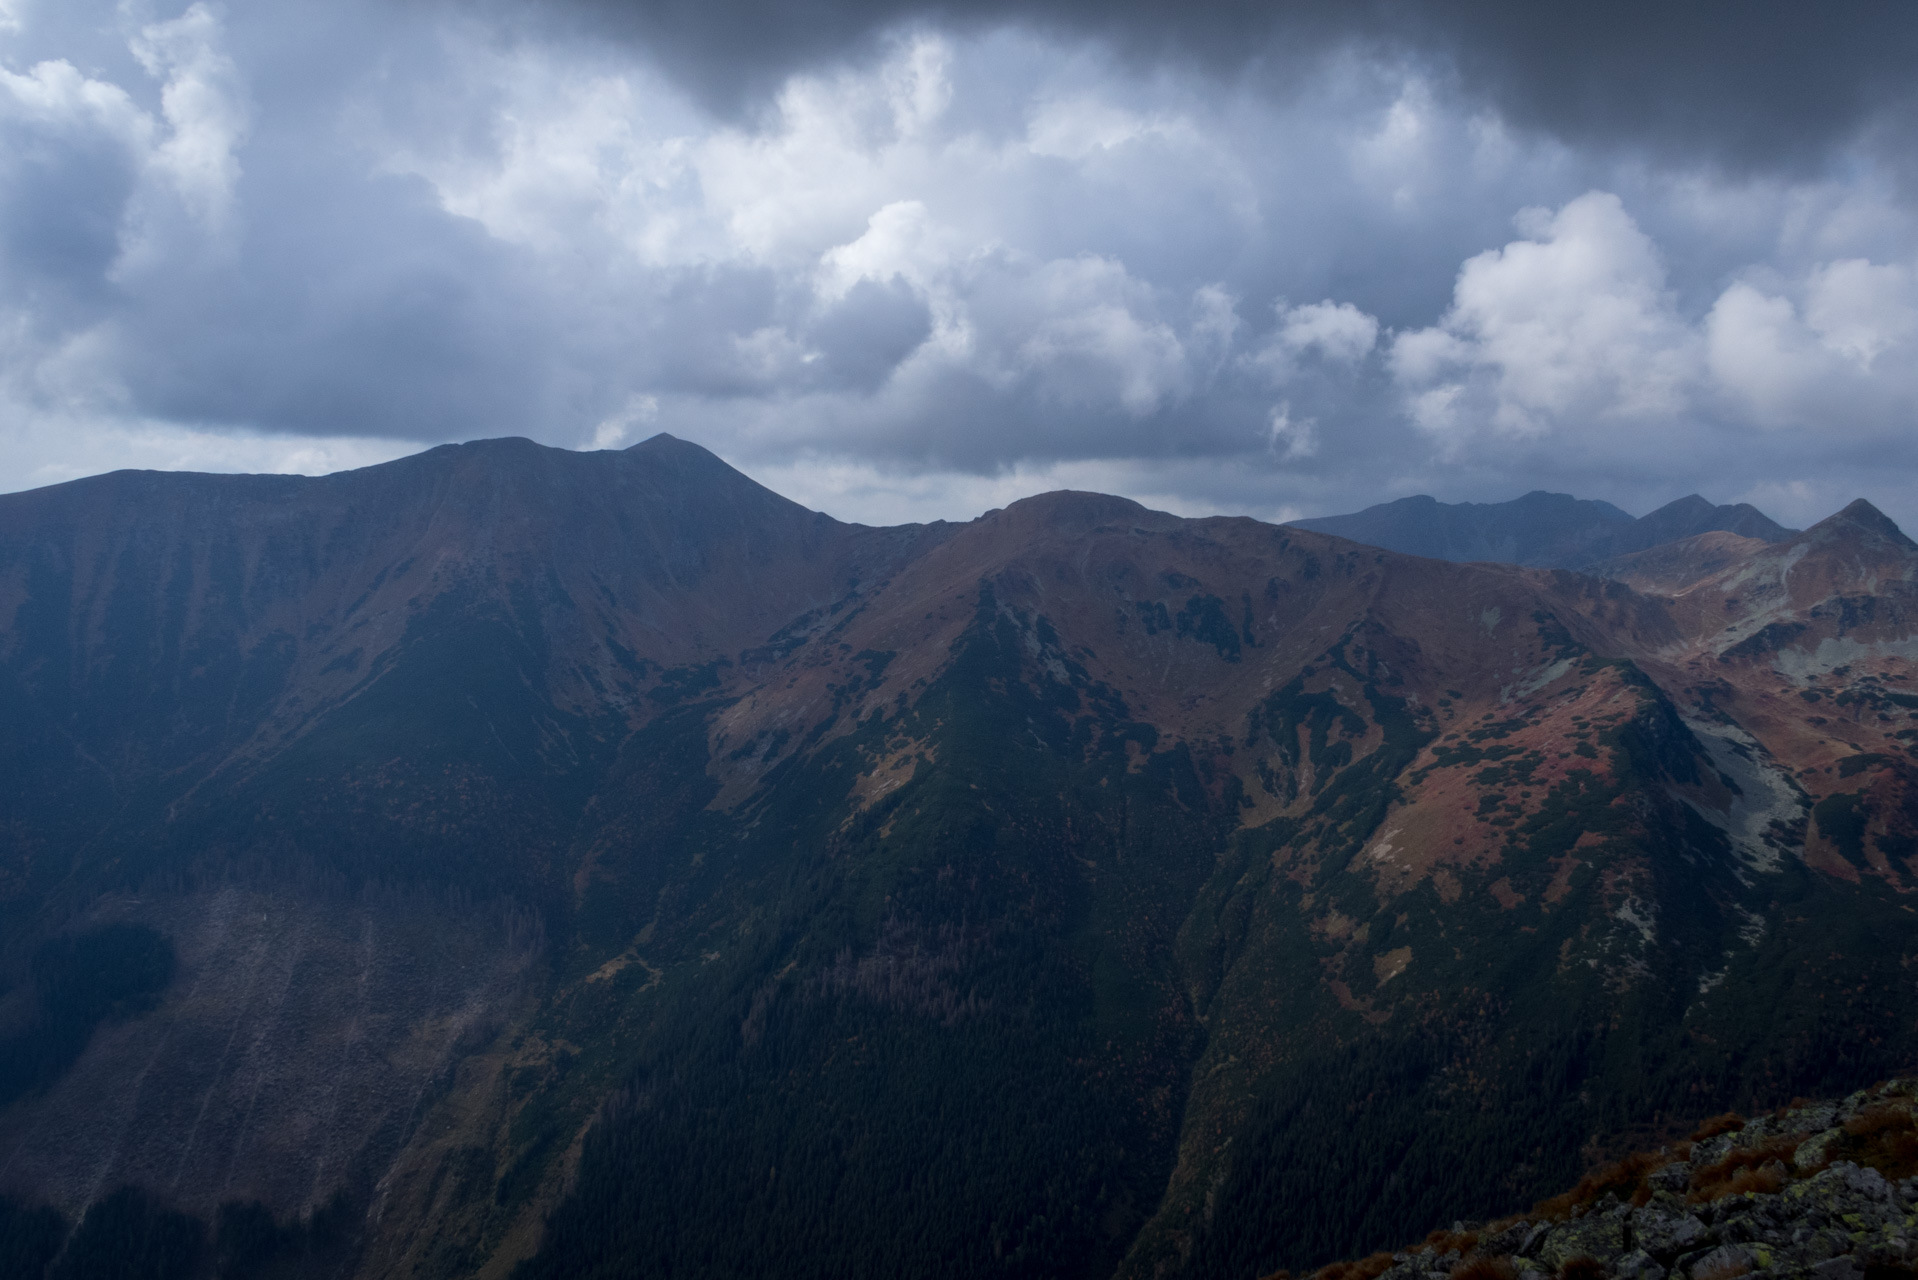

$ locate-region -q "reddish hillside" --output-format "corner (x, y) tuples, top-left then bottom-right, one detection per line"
(4, 440), (1918, 1280)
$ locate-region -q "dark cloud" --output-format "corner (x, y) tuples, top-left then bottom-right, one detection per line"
(805, 277), (934, 390)
(0, 121), (136, 325)
(533, 0), (1918, 171)
(4, 0), (1918, 536)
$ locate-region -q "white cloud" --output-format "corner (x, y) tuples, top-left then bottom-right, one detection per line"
(992, 253), (1192, 415)
(1804, 258), (1918, 370)
(590, 393), (659, 449)
(1266, 401), (1317, 459)
(0, 404), (415, 493)
(1392, 191), (1700, 444)
(0, 57), (153, 151)
(818, 199), (953, 299)
(1705, 257), (1918, 431)
(1277, 300), (1378, 364)
(128, 3), (249, 227)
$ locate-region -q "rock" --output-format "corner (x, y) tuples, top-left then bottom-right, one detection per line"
(1802, 1231), (1845, 1263)
(1834, 1162), (1895, 1204)
(1693, 1136), (1737, 1167)
(1481, 1222), (1532, 1256)
(1306, 1074), (1918, 1280)
(1614, 1249), (1666, 1280)
(1811, 1256), (1863, 1280)
(1684, 1244), (1751, 1278)
(1647, 1164), (1692, 1195)
(1539, 1216), (1627, 1269)
(1634, 1208), (1711, 1260)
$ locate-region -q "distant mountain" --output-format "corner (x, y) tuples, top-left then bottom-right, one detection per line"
(1288, 490), (1634, 565)
(1290, 490), (1796, 568)
(1612, 492), (1796, 554)
(1, 440), (1916, 1280)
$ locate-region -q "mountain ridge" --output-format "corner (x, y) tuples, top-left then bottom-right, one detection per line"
(1290, 489), (1798, 569)
(3, 438), (1918, 1280)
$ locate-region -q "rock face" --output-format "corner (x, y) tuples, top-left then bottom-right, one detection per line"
(1311, 1078), (1918, 1280)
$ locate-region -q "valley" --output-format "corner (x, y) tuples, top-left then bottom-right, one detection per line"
(3, 436), (1917, 1279)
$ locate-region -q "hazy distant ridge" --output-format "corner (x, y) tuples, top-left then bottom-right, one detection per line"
(1290, 490), (1796, 568)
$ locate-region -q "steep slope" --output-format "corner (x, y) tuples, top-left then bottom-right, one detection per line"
(1580, 499), (1918, 887)
(2, 444), (1916, 1280)
(0, 434), (954, 1260)
(1291, 492), (1795, 569)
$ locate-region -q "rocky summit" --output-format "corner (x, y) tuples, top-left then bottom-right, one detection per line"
(1310, 1077), (1918, 1280)
(4, 436), (1918, 1280)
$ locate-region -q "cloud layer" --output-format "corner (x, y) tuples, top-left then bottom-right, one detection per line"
(2, 0), (1917, 530)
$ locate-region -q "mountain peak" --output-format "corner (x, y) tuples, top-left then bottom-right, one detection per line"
(1646, 494), (1715, 519)
(626, 430), (695, 454)
(994, 489), (1160, 533)
(1812, 498), (1917, 549)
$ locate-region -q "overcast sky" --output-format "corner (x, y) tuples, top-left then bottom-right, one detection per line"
(2, 0), (1917, 529)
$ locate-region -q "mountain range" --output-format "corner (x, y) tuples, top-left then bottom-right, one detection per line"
(1289, 490), (1798, 568)
(2, 436), (1917, 1280)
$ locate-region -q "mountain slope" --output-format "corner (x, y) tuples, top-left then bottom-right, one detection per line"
(1, 441), (1915, 1280)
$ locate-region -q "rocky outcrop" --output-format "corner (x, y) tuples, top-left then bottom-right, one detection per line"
(1306, 1079), (1918, 1280)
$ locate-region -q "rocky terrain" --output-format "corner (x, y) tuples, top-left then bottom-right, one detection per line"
(1307, 1076), (1918, 1280)
(3, 436), (1918, 1279)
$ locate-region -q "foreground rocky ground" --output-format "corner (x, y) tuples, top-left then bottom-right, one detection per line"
(1304, 1078), (1918, 1280)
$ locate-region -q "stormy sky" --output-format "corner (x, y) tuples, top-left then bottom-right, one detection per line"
(3, 0), (1918, 528)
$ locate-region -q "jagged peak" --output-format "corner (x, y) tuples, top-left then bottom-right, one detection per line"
(1807, 498), (1917, 550)
(624, 430), (696, 455)
(1644, 493), (1714, 518)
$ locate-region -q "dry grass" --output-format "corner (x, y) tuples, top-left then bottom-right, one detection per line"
(1424, 1228), (1481, 1255)
(1312, 1251), (1397, 1280)
(1836, 1103), (1918, 1180)
(1452, 1256), (1516, 1280)
(1531, 1150), (1673, 1220)
(1687, 1134), (1800, 1202)
(1690, 1112), (1747, 1141)
(1846, 1103), (1914, 1138)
